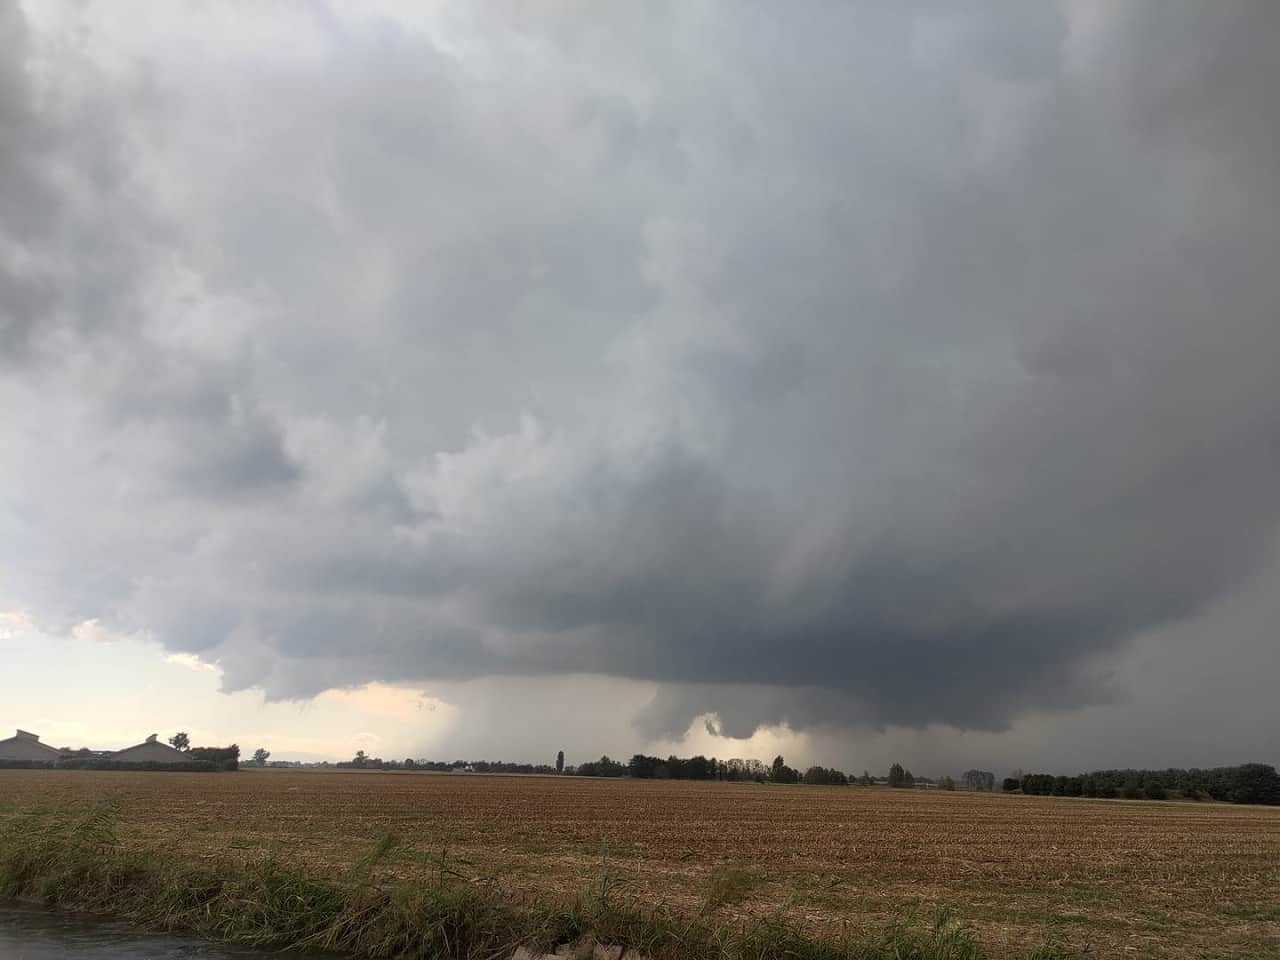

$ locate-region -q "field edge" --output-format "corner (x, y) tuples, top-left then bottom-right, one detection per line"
(0, 801), (1075, 960)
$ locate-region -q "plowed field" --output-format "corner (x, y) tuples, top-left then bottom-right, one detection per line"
(2, 770), (1277, 958)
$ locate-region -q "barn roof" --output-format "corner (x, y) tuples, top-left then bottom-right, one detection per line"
(0, 730), (62, 756)
(110, 735), (188, 760)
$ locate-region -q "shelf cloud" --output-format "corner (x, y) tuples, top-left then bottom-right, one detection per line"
(3, 1), (1279, 748)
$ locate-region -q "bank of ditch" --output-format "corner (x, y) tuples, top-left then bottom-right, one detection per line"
(0, 802), (1072, 960)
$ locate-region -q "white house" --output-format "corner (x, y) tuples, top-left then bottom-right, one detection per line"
(110, 734), (187, 763)
(0, 729), (62, 762)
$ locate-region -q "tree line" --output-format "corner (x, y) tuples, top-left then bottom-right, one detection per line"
(575, 754), (800, 782)
(568, 755), (966, 789)
(274, 747), (1280, 806)
(579, 754), (888, 786)
(2, 739), (241, 772)
(169, 733), (260, 769)
(334, 750), (558, 774)
(1012, 764), (1280, 804)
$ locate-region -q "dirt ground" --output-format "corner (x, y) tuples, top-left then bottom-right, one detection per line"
(2, 769), (1277, 958)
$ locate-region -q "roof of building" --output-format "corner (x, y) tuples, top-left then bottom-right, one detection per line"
(110, 734), (188, 761)
(0, 730), (62, 757)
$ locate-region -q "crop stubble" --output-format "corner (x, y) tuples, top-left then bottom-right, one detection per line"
(1, 770), (1277, 958)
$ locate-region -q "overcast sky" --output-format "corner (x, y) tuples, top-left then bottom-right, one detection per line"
(2, 1), (1278, 775)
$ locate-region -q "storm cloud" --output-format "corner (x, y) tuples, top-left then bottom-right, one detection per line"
(3, 1), (1279, 746)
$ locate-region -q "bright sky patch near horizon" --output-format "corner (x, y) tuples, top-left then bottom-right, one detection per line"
(2, 1), (1278, 774)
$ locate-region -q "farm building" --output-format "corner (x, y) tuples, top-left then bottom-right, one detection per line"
(0, 729), (63, 762)
(110, 734), (187, 763)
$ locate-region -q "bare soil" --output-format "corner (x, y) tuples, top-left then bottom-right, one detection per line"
(2, 769), (1277, 958)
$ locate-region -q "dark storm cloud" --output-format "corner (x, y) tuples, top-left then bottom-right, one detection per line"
(3, 1), (1279, 744)
(0, 4), (162, 364)
(0, 3), (51, 356)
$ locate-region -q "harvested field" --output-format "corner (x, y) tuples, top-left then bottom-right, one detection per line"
(2, 769), (1278, 958)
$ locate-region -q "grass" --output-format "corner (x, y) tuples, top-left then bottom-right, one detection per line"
(702, 866), (760, 912)
(0, 801), (1063, 960)
(2, 770), (1278, 958)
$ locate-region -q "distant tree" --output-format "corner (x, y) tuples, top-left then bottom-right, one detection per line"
(721, 758), (751, 782)
(576, 755), (625, 777)
(628, 754), (658, 778)
(353, 749), (368, 769)
(939, 776), (955, 791)
(770, 755), (800, 784)
(187, 744), (239, 771)
(862, 770), (873, 786)
(888, 763), (906, 788)
(1002, 777), (1021, 793)
(556, 750), (565, 774)
(685, 755), (714, 780)
(1144, 781), (1167, 801)
(404, 758), (416, 769)
(1038, 762), (1280, 805)
(904, 769), (916, 788)
(168, 732), (190, 752)
(1230, 763), (1280, 805)
(803, 765), (849, 786)
(252, 748), (270, 766)
(963, 769), (996, 792)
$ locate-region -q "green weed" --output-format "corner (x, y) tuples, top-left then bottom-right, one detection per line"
(0, 804), (1078, 960)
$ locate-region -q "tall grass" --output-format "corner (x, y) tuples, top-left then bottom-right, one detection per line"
(0, 804), (1066, 959)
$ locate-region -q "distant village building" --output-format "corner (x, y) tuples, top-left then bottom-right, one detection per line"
(110, 733), (187, 764)
(0, 729), (62, 762)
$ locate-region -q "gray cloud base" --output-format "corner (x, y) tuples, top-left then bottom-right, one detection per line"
(2, 2), (1279, 745)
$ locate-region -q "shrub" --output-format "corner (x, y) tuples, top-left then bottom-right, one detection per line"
(188, 745), (241, 771)
(54, 759), (220, 772)
(802, 766), (848, 786)
(576, 756), (626, 777)
(1230, 763), (1280, 805)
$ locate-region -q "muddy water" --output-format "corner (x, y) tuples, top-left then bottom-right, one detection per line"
(0, 903), (298, 959)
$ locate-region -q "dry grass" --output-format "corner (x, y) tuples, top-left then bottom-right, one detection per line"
(2, 770), (1278, 958)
